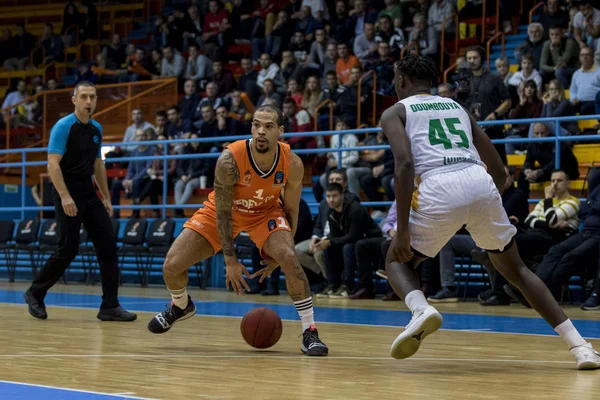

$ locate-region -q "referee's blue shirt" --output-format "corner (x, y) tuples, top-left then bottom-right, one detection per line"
(47, 113), (103, 179)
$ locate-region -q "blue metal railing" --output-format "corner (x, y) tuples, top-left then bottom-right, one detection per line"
(1, 114), (599, 218)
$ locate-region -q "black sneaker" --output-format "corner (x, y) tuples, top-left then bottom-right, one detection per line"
(477, 288), (494, 303)
(428, 287), (459, 303)
(301, 325), (329, 356)
(97, 307), (137, 321)
(24, 289), (47, 320)
(147, 296), (197, 334)
(582, 292), (600, 311)
(316, 284), (337, 298)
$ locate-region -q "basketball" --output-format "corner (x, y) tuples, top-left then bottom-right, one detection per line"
(241, 307), (283, 349)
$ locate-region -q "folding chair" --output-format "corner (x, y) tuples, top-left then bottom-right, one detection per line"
(0, 220), (15, 278)
(142, 218), (175, 287)
(36, 220), (62, 282)
(11, 218), (40, 281)
(119, 218), (148, 286)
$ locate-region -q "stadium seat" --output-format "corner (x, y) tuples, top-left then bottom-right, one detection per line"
(0, 220), (15, 276)
(118, 218), (148, 286)
(140, 218), (175, 287)
(10, 218), (40, 282)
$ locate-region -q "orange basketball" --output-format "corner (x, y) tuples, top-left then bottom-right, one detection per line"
(241, 307), (283, 349)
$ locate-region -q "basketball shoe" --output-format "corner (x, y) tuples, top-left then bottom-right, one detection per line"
(147, 295), (196, 334)
(570, 343), (600, 370)
(390, 305), (443, 359)
(301, 325), (329, 356)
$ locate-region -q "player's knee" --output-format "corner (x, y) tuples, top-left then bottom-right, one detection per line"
(163, 251), (182, 275)
(275, 249), (298, 271)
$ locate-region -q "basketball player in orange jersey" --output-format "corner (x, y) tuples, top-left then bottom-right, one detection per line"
(148, 105), (328, 356)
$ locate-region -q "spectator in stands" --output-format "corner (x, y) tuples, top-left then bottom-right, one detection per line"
(174, 133), (211, 217)
(316, 182), (381, 298)
(437, 83), (454, 98)
(573, 0), (600, 50)
(46, 78), (59, 91)
(515, 23), (545, 70)
(262, 10), (294, 59)
(216, 105), (243, 146)
(210, 60), (236, 97)
(159, 46), (185, 79)
(465, 46), (511, 162)
(282, 97), (314, 149)
(346, 129), (387, 197)
(379, 0), (403, 22)
(257, 79), (282, 108)
(408, 13), (439, 62)
(229, 90), (251, 127)
(337, 66), (370, 128)
(40, 23), (63, 65)
(296, 5), (322, 40)
(430, 166), (528, 304)
(123, 109), (155, 154)
(307, 28), (328, 69)
(3, 24), (35, 71)
(167, 105), (194, 154)
(349, 0), (378, 37)
(329, 0), (353, 43)
(61, 3), (81, 46)
(518, 123), (580, 198)
(31, 178), (55, 219)
(301, 75), (323, 116)
(184, 44), (212, 84)
(202, 0), (232, 60)
(505, 80), (543, 154)
(428, 0), (456, 34)
(407, 0), (429, 24)
(569, 46), (600, 115)
(103, 34), (127, 70)
(476, 169), (580, 304)
(110, 129), (157, 218)
(77, 61), (98, 84)
(336, 42), (361, 85)
(290, 31), (312, 64)
(354, 22), (378, 66)
(154, 110), (169, 139)
(375, 15), (405, 58)
(199, 105), (219, 143)
(1, 79), (27, 117)
(359, 143), (394, 210)
(179, 80), (201, 122)
(145, 133), (178, 214)
(127, 48), (154, 82)
(166, 8), (191, 50)
(365, 41), (395, 95)
(257, 53), (280, 90)
(313, 118), (359, 202)
(238, 57), (258, 100)
(317, 71), (345, 129)
(149, 49), (163, 77)
(495, 56), (512, 87)
(196, 82), (227, 116)
(540, 25), (579, 87)
(92, 53), (127, 84)
(533, 183), (600, 301)
(287, 79), (304, 107)
(322, 43), (339, 80)
(184, 5), (203, 49)
(303, 0), (329, 20)
(538, 79), (578, 136)
(276, 51), (304, 93)
(229, 0), (255, 42)
(350, 199), (398, 299)
(540, 0), (570, 34)
(508, 54), (543, 102)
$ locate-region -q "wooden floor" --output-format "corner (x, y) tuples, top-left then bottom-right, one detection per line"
(0, 283), (599, 400)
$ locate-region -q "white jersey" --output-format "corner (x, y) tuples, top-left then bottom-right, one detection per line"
(398, 95), (484, 182)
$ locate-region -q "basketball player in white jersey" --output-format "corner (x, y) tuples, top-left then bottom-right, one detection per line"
(380, 55), (600, 370)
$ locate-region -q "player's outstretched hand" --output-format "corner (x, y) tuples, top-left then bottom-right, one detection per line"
(392, 233), (414, 263)
(249, 258), (280, 283)
(225, 259), (251, 296)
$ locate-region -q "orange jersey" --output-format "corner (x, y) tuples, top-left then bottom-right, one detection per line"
(206, 139), (291, 214)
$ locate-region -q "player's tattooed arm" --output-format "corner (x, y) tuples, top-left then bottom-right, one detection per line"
(214, 149), (240, 258)
(282, 153), (304, 237)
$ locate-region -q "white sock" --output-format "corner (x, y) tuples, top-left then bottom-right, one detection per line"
(169, 287), (189, 309)
(405, 290), (429, 313)
(294, 297), (315, 331)
(554, 319), (587, 349)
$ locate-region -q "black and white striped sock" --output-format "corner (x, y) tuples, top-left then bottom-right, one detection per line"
(294, 297), (315, 331)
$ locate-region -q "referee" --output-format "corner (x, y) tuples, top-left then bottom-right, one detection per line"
(24, 81), (136, 322)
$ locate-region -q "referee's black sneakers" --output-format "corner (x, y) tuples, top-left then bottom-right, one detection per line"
(97, 307), (137, 322)
(147, 295), (197, 334)
(24, 289), (47, 320)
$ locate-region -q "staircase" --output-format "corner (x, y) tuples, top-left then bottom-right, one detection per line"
(489, 25), (530, 71)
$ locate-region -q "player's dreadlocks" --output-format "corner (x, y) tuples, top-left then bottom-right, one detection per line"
(394, 55), (438, 82)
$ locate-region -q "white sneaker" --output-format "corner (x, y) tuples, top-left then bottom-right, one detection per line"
(391, 306), (443, 359)
(570, 343), (600, 370)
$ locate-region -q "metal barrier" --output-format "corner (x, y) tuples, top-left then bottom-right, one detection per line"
(1, 114), (600, 218)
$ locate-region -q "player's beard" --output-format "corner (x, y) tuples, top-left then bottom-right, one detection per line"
(255, 140), (269, 154)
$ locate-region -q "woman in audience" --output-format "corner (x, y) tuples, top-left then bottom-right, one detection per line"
(287, 79), (304, 107)
(301, 75), (323, 117)
(537, 79), (578, 136)
(506, 80), (543, 154)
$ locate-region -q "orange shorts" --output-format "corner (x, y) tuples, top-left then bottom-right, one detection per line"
(183, 203), (292, 255)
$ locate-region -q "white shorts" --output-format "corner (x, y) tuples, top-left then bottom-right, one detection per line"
(409, 165), (517, 258)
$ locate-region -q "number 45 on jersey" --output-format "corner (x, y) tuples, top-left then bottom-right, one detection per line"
(429, 118), (470, 149)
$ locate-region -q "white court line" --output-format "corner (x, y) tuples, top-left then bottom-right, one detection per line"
(0, 379), (157, 399)
(0, 354), (574, 364)
(2, 301), (599, 341)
